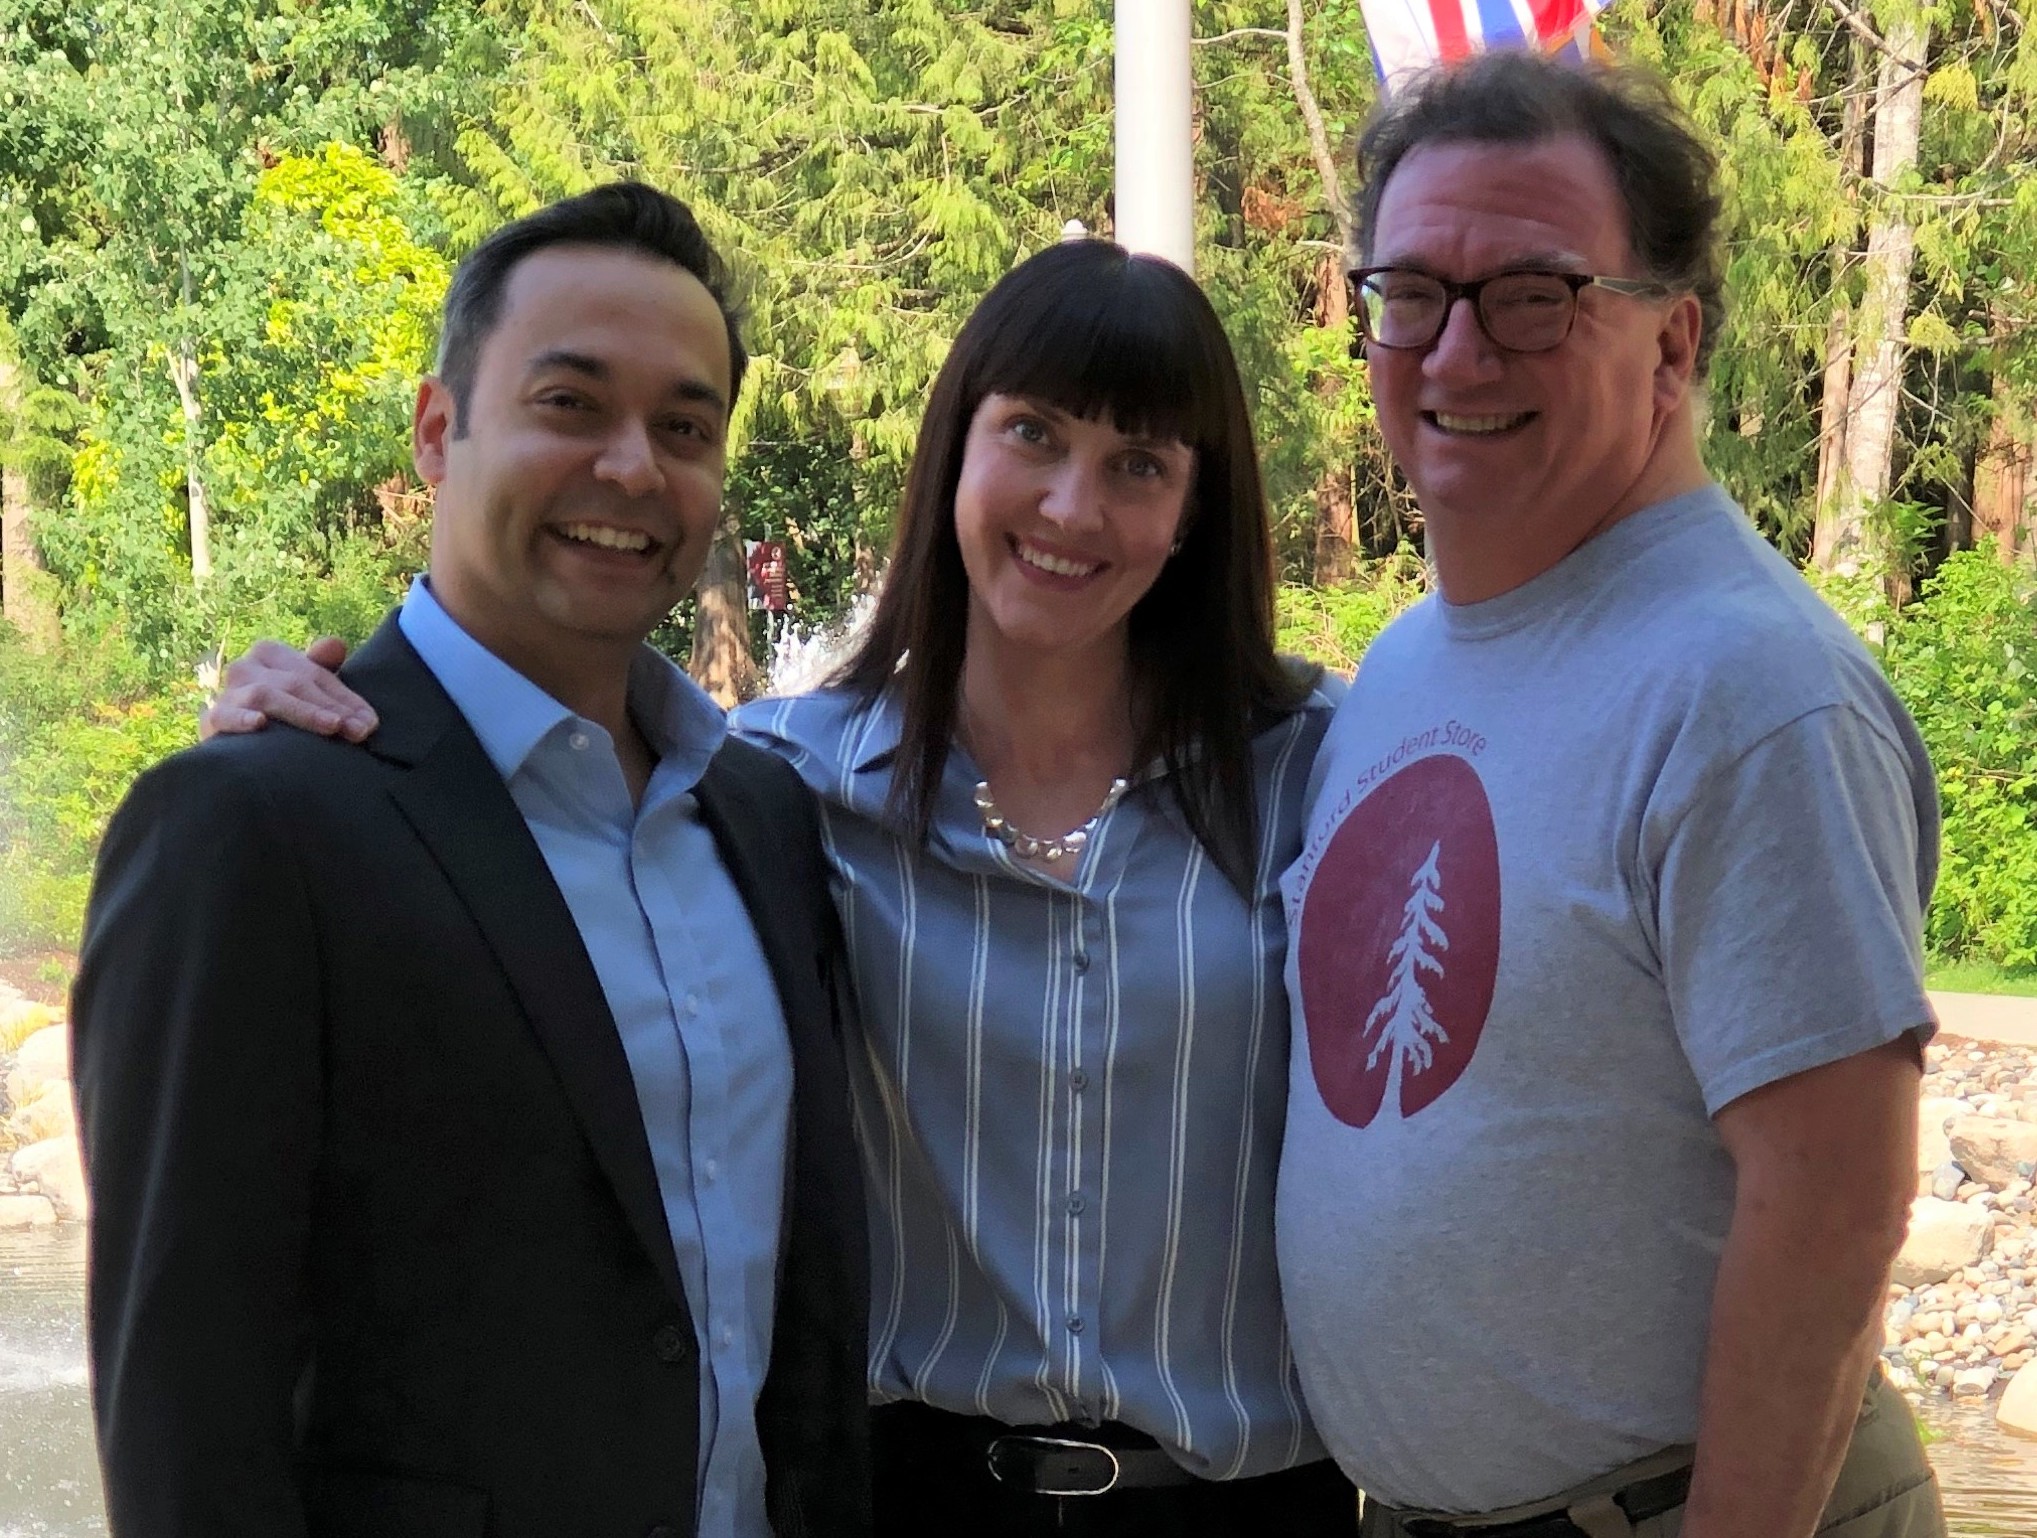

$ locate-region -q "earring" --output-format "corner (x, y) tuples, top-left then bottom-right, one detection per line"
(1168, 537), (1184, 557)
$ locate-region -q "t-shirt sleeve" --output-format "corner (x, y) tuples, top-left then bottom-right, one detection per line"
(1650, 701), (1936, 1115)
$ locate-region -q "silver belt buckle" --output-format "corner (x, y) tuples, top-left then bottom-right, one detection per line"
(986, 1433), (1122, 1496)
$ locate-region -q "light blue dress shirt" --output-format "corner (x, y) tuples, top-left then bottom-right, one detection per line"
(734, 681), (1339, 1481)
(401, 580), (791, 1538)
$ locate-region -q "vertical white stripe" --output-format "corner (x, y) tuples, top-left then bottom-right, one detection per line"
(913, 1224), (963, 1385)
(1062, 887), (1086, 1407)
(866, 834), (920, 1380)
(1151, 840), (1204, 1449)
(963, 875), (992, 1245)
(810, 792), (895, 1405)
(1213, 717), (1311, 1477)
(954, 874), (992, 1395)
(974, 1295), (1012, 1417)
(1029, 880), (1067, 1420)
(1095, 881), (1128, 1426)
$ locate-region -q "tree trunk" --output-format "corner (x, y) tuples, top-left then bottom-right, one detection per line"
(1975, 379), (2034, 564)
(1312, 252), (1358, 584)
(1811, 31), (1871, 565)
(170, 253), (212, 586)
(688, 513), (758, 706)
(168, 339), (212, 586)
(1819, 16), (1927, 582)
(0, 360), (59, 648)
(1812, 303), (1853, 541)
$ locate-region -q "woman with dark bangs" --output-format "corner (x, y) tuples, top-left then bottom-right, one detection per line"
(735, 240), (1353, 1534)
(202, 240), (1356, 1535)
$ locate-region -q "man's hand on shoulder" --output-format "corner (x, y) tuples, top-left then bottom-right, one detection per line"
(202, 636), (375, 742)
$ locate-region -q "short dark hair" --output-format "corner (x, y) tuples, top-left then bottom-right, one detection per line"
(837, 239), (1317, 895)
(434, 182), (748, 430)
(1355, 53), (1727, 374)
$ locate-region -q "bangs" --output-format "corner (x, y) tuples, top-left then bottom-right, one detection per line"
(960, 251), (1229, 450)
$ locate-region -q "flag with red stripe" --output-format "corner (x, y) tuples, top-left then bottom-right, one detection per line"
(1360, 0), (1613, 89)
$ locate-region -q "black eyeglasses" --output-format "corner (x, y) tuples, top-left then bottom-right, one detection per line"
(1348, 266), (1674, 354)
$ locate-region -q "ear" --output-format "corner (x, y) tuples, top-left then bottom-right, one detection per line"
(412, 377), (457, 487)
(1653, 292), (1703, 415)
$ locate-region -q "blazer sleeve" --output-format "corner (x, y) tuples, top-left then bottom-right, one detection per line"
(71, 747), (324, 1538)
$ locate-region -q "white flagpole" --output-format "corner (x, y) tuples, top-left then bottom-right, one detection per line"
(1114, 0), (1195, 274)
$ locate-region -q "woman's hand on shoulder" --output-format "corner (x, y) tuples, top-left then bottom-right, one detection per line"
(200, 636), (377, 742)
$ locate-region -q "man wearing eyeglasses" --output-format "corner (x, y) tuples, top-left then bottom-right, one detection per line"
(1279, 50), (1944, 1538)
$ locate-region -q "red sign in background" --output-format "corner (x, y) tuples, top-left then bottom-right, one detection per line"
(746, 540), (789, 612)
(1297, 753), (1502, 1129)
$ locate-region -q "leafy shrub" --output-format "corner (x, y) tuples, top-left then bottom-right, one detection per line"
(0, 631), (200, 953)
(1879, 552), (2037, 968)
(1274, 550), (1429, 675)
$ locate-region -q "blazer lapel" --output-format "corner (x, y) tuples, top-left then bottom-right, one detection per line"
(344, 618), (688, 1310)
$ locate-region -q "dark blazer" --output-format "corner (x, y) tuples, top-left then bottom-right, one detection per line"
(72, 616), (869, 1538)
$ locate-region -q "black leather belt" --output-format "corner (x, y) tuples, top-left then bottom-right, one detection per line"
(1395, 1465), (1691, 1538)
(984, 1431), (1200, 1496)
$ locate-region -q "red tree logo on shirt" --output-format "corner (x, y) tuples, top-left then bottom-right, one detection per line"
(1299, 754), (1500, 1128)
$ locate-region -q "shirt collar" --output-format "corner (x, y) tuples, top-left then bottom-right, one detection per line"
(397, 576), (727, 789)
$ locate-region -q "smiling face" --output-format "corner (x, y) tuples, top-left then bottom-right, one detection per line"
(1364, 134), (1704, 601)
(951, 393), (1194, 664)
(413, 243), (731, 694)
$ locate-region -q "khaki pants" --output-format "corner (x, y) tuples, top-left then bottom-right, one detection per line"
(1359, 1369), (1944, 1538)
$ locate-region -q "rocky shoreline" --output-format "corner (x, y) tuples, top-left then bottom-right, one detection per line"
(1887, 1035), (2037, 1436)
(0, 978), (86, 1231)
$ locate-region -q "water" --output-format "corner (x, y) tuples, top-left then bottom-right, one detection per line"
(1916, 1398), (2037, 1536)
(0, 1227), (102, 1538)
(2, 1232), (2035, 1535)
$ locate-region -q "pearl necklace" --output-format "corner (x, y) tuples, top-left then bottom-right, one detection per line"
(974, 777), (1129, 864)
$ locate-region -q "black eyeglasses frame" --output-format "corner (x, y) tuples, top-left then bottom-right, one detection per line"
(1345, 266), (1676, 356)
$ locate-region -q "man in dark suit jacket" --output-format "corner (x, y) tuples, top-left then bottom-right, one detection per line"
(71, 184), (869, 1538)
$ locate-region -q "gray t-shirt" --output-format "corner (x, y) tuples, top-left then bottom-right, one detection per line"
(1276, 484), (1938, 1512)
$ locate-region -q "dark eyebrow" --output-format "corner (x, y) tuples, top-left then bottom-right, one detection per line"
(1370, 252), (1591, 278)
(526, 349), (728, 417)
(668, 377), (729, 416)
(526, 348), (609, 382)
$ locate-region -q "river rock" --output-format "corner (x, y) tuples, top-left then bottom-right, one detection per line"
(0, 1192), (57, 1230)
(1953, 1364), (1998, 1396)
(10, 1135), (87, 1222)
(1931, 1163), (1965, 1201)
(1895, 1197), (1994, 1286)
(2001, 1361), (2037, 1437)
(1919, 1096), (1968, 1173)
(1948, 1115), (2037, 1189)
(3, 1021), (68, 1108)
(7, 1082), (73, 1144)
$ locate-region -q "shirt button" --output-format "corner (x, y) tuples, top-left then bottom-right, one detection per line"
(1068, 1193), (1086, 1215)
(684, 993), (701, 1017)
(717, 1324), (736, 1350)
(1067, 1315), (1085, 1335)
(703, 1158), (720, 1184)
(1073, 951), (1091, 974)
(1070, 1068), (1089, 1091)
(568, 731), (590, 751)
(651, 1323), (689, 1362)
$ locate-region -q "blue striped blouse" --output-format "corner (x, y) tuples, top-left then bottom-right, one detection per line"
(732, 681), (1339, 1479)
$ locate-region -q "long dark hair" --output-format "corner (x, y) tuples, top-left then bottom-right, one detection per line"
(836, 239), (1316, 894)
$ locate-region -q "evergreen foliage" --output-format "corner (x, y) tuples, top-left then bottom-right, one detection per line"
(0, 0), (2032, 971)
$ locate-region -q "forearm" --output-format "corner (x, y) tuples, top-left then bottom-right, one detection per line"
(1678, 1175), (1900, 1538)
